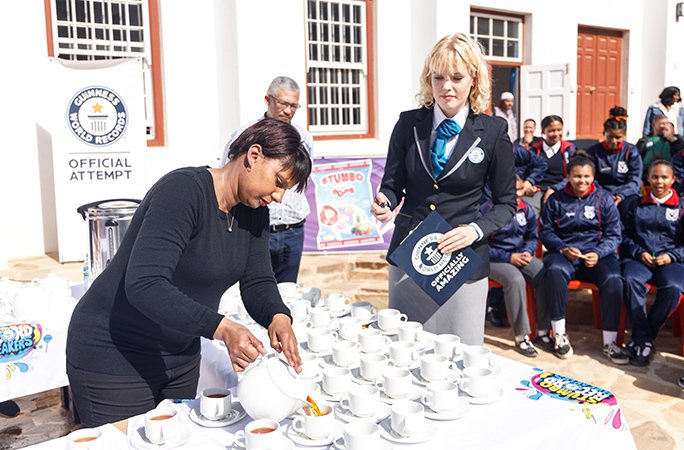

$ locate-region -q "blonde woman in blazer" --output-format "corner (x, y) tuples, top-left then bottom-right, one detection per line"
(371, 34), (516, 345)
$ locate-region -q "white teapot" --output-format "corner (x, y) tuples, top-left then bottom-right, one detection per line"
(236, 354), (309, 422)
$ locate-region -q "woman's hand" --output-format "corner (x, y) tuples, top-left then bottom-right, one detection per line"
(560, 247), (582, 261)
(582, 251), (599, 268)
(371, 192), (393, 223)
(437, 225), (478, 254)
(510, 252), (532, 268)
(655, 253), (672, 266)
(542, 188), (555, 204)
(613, 195), (623, 207)
(522, 181), (538, 196)
(213, 318), (266, 372)
(640, 251), (655, 267)
(268, 313), (302, 373)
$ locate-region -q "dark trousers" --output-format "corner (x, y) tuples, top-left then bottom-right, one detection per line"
(539, 253), (623, 331)
(622, 259), (684, 343)
(269, 225), (305, 283)
(67, 356), (200, 427)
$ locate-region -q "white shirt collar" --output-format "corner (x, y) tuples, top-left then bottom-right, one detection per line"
(542, 140), (561, 158)
(651, 190), (674, 204)
(433, 104), (469, 132)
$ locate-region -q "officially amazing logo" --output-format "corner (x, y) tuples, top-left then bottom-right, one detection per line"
(67, 86), (128, 146)
(411, 233), (452, 275)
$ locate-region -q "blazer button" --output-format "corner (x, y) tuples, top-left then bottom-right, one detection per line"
(429, 204), (436, 211)
(433, 183), (439, 190)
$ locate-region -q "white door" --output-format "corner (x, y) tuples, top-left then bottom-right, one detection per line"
(520, 63), (575, 139)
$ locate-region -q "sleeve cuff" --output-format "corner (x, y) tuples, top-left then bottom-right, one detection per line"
(469, 223), (484, 242)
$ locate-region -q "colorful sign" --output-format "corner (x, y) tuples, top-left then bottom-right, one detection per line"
(1, 322), (53, 381)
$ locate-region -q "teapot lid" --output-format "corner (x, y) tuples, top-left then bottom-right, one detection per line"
(265, 355), (305, 400)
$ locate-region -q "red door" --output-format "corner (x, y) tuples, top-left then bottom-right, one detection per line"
(576, 27), (623, 139)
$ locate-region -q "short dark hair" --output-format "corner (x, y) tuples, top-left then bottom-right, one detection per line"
(541, 115), (563, 131)
(566, 149), (595, 175)
(228, 118), (312, 193)
(648, 159), (674, 176)
(604, 106), (628, 133)
(523, 118), (536, 126)
(659, 86), (681, 107)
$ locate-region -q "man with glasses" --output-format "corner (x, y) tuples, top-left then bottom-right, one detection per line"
(221, 76), (314, 283)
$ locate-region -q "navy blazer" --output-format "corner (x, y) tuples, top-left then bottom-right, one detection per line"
(380, 107), (517, 280)
(487, 199), (538, 263)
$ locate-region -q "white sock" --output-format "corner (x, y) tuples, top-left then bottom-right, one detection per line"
(602, 331), (617, 347)
(514, 334), (526, 343)
(551, 319), (566, 336)
(537, 329), (549, 338)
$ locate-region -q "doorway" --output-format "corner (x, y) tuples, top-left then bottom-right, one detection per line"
(491, 64), (520, 136)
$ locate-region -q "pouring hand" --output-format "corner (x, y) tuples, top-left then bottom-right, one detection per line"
(213, 318), (266, 372)
(268, 313), (302, 373)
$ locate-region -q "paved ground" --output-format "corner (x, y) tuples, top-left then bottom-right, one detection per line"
(1, 254), (684, 449)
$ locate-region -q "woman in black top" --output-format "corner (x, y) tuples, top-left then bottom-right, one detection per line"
(66, 118), (311, 426)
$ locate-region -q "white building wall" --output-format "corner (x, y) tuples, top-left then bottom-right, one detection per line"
(2, 0), (680, 259)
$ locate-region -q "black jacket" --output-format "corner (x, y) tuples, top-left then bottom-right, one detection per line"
(380, 107), (516, 280)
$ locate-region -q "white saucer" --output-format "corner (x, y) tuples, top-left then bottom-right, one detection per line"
(413, 335), (434, 351)
(388, 358), (420, 370)
(130, 423), (192, 450)
(232, 436), (294, 450)
(330, 437), (393, 450)
(188, 402), (247, 427)
(286, 423), (343, 446)
(422, 397), (471, 420)
(319, 355), (360, 369)
(300, 342), (333, 356)
(379, 384), (423, 404)
(461, 386), (504, 405)
(350, 368), (378, 385)
(320, 389), (345, 402)
(378, 417), (437, 444)
(334, 402), (391, 423)
(461, 362), (502, 376)
(329, 305), (352, 318)
(409, 367), (460, 386)
(369, 321), (399, 336)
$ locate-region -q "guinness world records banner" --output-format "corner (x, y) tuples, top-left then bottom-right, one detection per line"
(303, 157), (395, 252)
(45, 58), (147, 262)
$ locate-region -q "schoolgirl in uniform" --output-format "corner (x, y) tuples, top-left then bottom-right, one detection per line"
(537, 151), (629, 364)
(487, 175), (544, 356)
(620, 160), (684, 366)
(585, 106), (643, 211)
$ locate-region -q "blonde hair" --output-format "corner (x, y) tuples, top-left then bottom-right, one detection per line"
(416, 33), (491, 114)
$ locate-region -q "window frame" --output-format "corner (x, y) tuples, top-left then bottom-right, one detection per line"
(305, 0), (375, 141)
(470, 9), (524, 64)
(43, 0), (165, 147)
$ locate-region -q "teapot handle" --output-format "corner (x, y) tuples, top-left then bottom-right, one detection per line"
(240, 354), (265, 377)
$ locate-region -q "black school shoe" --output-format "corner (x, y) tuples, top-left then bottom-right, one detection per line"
(603, 343), (630, 365)
(629, 341), (655, 367)
(534, 332), (555, 353)
(0, 400), (20, 418)
(515, 336), (538, 357)
(678, 377), (684, 389)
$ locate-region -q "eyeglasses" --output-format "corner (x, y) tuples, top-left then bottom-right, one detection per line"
(269, 95), (301, 110)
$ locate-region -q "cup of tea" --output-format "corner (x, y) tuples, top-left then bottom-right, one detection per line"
(419, 353), (457, 382)
(200, 388), (232, 421)
(234, 419), (282, 449)
(339, 384), (380, 418)
(359, 352), (388, 381)
(422, 380), (461, 413)
(350, 301), (377, 322)
(357, 328), (390, 354)
(390, 400), (425, 437)
(338, 316), (362, 341)
(67, 428), (103, 450)
(460, 367), (495, 397)
(144, 407), (180, 444)
(325, 293), (352, 312)
(377, 308), (408, 331)
(463, 345), (492, 369)
(389, 340), (419, 367)
(376, 367), (412, 399)
(292, 403), (335, 440)
(333, 421), (381, 450)
(434, 334), (462, 360)
(332, 340), (361, 367)
(308, 307), (332, 328)
(322, 366), (352, 396)
(306, 327), (337, 353)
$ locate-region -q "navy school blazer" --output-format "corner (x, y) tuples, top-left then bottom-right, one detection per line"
(379, 107), (517, 280)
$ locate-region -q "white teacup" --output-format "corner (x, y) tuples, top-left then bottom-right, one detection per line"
(292, 403), (335, 440)
(376, 367), (412, 399)
(350, 301), (377, 322)
(144, 407), (180, 444)
(307, 328), (337, 353)
(308, 307), (332, 328)
(339, 384), (380, 418)
(338, 316), (362, 341)
(301, 380), (322, 401)
(334, 421), (380, 450)
(322, 366), (352, 395)
(235, 419), (282, 450)
(325, 293), (352, 312)
(390, 400), (425, 437)
(460, 367), (495, 398)
(200, 388), (232, 420)
(398, 321), (424, 343)
(358, 328), (390, 353)
(463, 345), (492, 369)
(377, 308), (408, 331)
(389, 340), (419, 367)
(67, 428), (103, 450)
(299, 353), (320, 380)
(332, 340), (361, 367)
(290, 299), (310, 323)
(422, 380), (461, 413)
(278, 282), (300, 300)
(434, 334), (462, 360)
(359, 352), (388, 381)
(419, 353), (457, 382)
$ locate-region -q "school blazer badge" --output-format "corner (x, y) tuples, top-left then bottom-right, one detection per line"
(617, 161), (628, 174)
(583, 205), (596, 220)
(666, 208), (680, 222)
(515, 211), (527, 226)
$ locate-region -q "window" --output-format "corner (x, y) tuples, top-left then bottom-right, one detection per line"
(305, 0), (374, 138)
(45, 0), (164, 146)
(470, 12), (522, 63)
